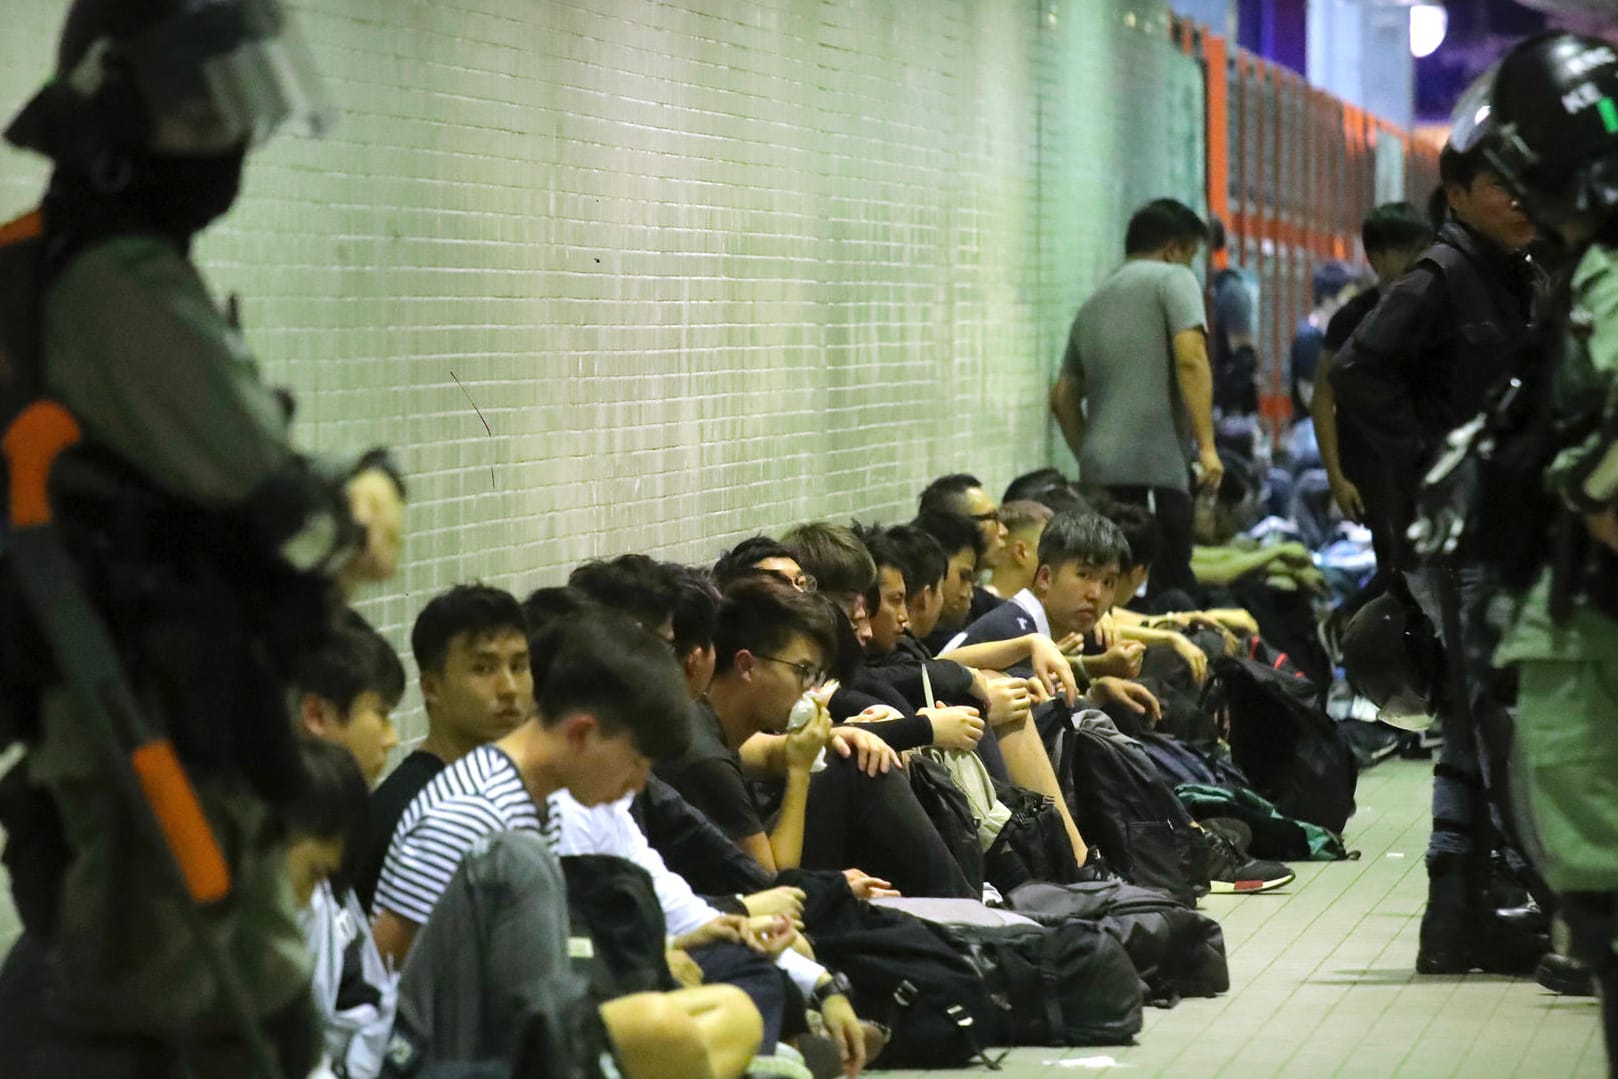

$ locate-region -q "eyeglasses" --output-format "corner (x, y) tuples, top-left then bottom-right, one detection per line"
(755, 654), (827, 690)
(969, 509), (1000, 524)
(792, 573), (818, 593)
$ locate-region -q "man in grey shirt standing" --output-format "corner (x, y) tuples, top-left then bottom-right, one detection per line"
(1049, 198), (1224, 603)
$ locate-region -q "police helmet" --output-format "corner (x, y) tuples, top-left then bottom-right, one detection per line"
(1449, 34), (1618, 235)
(1340, 592), (1439, 732)
(5, 0), (330, 166)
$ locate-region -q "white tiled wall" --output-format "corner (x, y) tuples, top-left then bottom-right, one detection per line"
(0, 0), (1203, 748)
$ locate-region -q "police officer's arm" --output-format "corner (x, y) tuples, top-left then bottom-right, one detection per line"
(1328, 271), (1447, 486)
(43, 238), (396, 576)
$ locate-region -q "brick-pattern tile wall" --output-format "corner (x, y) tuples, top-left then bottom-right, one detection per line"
(0, 0), (1201, 750)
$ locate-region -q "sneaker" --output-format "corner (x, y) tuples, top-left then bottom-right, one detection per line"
(747, 1043), (814, 1079)
(1202, 828), (1295, 894)
(1201, 817), (1253, 854)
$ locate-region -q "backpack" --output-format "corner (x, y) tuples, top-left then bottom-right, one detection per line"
(1043, 709), (1209, 904)
(939, 921), (1145, 1047)
(560, 854), (677, 996)
(777, 868), (999, 1069)
(906, 753), (985, 891)
(1174, 783), (1355, 862)
(1007, 879), (1230, 1003)
(1202, 656), (1359, 834)
(983, 782), (1081, 893)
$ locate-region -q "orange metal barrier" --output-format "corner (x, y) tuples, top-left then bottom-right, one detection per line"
(1173, 16), (1442, 444)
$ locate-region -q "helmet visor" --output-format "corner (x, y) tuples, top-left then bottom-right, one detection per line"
(1448, 63), (1500, 155)
(122, 0), (332, 154)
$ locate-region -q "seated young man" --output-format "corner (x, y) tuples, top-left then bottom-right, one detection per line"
(378, 617), (767, 1079)
(657, 577), (979, 899)
(285, 737), (396, 1079)
(986, 500), (1053, 600)
(371, 609), (690, 966)
(289, 615), (407, 1077)
(782, 520), (984, 752)
(551, 564), (878, 1068)
(356, 585), (531, 910)
(911, 509), (992, 655)
(862, 526), (1092, 865)
(712, 535), (815, 593)
(918, 473), (1009, 623)
(947, 510), (1162, 727)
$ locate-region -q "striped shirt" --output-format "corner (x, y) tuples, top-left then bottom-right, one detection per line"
(373, 744), (557, 926)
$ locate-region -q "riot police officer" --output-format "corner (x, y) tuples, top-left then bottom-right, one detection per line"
(0, 2), (403, 1075)
(1446, 31), (1618, 1075)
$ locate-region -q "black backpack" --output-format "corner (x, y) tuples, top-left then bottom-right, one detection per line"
(560, 854), (677, 996)
(778, 868), (999, 1069)
(1007, 879), (1230, 1003)
(983, 782), (1081, 893)
(939, 921), (1145, 1047)
(1203, 656), (1359, 834)
(1041, 707), (1209, 903)
(906, 753), (985, 891)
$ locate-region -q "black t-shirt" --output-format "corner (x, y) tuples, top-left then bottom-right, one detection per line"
(654, 701), (764, 843)
(1324, 286), (1380, 353)
(355, 749), (445, 911)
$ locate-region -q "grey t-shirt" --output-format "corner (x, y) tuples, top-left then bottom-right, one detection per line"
(1062, 259), (1208, 491)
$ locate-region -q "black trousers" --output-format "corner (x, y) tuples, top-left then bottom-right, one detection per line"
(1106, 485), (1198, 603)
(798, 755), (977, 899)
(691, 940), (788, 1050)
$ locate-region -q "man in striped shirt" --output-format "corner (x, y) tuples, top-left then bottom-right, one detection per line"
(371, 607), (691, 966)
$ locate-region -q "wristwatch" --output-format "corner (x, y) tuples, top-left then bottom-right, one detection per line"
(809, 971), (854, 1008)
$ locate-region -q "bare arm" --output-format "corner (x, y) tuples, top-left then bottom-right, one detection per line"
(737, 732), (787, 779)
(939, 634), (1038, 670)
(1050, 373), (1087, 463)
(372, 908), (420, 971)
(765, 769), (812, 872)
(736, 832), (778, 875)
(1173, 327), (1217, 458)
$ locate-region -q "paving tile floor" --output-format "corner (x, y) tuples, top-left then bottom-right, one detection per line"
(888, 758), (1607, 1079)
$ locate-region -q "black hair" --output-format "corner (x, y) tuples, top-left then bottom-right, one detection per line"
(568, 554), (680, 633)
(712, 535), (796, 590)
(294, 609), (406, 716)
(411, 585), (528, 676)
(780, 521), (877, 598)
(881, 524), (949, 599)
(521, 587), (600, 638)
(1034, 484), (1092, 516)
(1002, 467), (1069, 505)
(1124, 198), (1209, 256)
(1312, 261), (1354, 307)
(998, 500), (1054, 535)
(1096, 501), (1162, 573)
(669, 565), (721, 657)
(911, 509), (984, 562)
(1362, 201), (1433, 255)
(285, 737), (372, 893)
(1209, 215), (1227, 252)
(917, 473), (982, 516)
(528, 608), (692, 761)
(1036, 510), (1131, 573)
(713, 576), (840, 676)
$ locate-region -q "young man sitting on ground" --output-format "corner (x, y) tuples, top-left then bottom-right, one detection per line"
(384, 611), (766, 1079)
(917, 473), (1010, 622)
(657, 577), (979, 899)
(986, 500), (1054, 600)
(946, 510), (1163, 728)
(290, 614), (407, 1077)
(356, 585), (531, 910)
(911, 509), (995, 655)
(862, 526), (1092, 866)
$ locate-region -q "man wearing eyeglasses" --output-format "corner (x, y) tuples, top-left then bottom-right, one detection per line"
(657, 577), (979, 900)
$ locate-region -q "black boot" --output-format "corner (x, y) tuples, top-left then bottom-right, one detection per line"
(1536, 953), (1597, 996)
(1417, 853), (1548, 975)
(1417, 853), (1474, 974)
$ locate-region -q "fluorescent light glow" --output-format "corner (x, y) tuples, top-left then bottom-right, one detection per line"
(1410, 4), (1448, 59)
